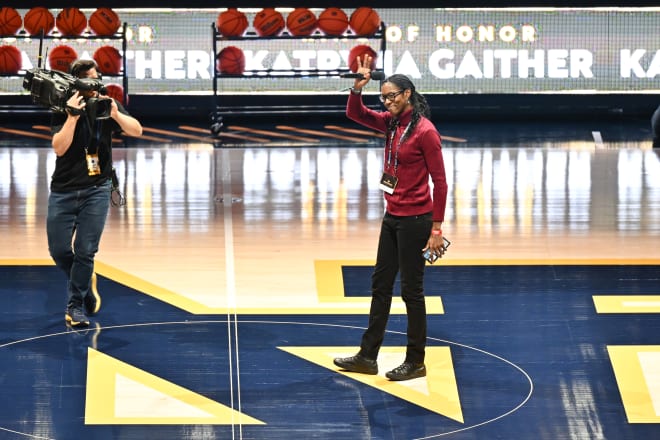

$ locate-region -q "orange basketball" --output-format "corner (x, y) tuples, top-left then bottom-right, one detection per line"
(0, 7), (22, 36)
(217, 46), (245, 75)
(56, 7), (87, 36)
(104, 83), (125, 105)
(317, 7), (348, 36)
(349, 7), (380, 36)
(93, 45), (122, 75)
(89, 8), (121, 36)
(286, 8), (317, 36)
(0, 45), (22, 74)
(348, 44), (377, 73)
(23, 7), (55, 36)
(216, 8), (248, 37)
(253, 8), (285, 37)
(48, 45), (78, 73)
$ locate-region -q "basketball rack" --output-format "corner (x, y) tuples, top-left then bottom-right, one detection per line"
(0, 23), (129, 114)
(210, 22), (387, 138)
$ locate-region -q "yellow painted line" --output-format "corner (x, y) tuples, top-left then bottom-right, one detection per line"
(433, 259), (660, 266)
(594, 295), (660, 313)
(608, 345), (660, 423)
(0, 127), (52, 140)
(0, 258), (53, 266)
(280, 346), (463, 423)
(276, 125), (369, 142)
(227, 125), (320, 143)
(95, 261), (426, 315)
(86, 348), (265, 425)
(1, 259), (653, 315)
(314, 260), (443, 314)
(178, 125), (270, 143)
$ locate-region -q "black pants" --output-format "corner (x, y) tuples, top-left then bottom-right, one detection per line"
(359, 212), (433, 364)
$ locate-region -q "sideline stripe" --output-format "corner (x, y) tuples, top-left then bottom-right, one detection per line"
(179, 125), (270, 143)
(276, 125), (369, 142)
(227, 125), (320, 143)
(0, 127), (52, 140)
(324, 125), (384, 138)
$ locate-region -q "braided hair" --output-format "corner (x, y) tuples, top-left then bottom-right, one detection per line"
(383, 74), (431, 138)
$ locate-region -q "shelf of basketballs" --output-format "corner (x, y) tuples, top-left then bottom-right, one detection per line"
(212, 7), (386, 82)
(0, 7), (129, 107)
(210, 7), (386, 134)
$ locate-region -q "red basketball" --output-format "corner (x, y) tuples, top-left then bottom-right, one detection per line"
(48, 45), (78, 73)
(104, 83), (126, 105)
(0, 45), (22, 74)
(0, 7), (22, 36)
(217, 46), (245, 75)
(23, 7), (55, 36)
(286, 8), (317, 37)
(253, 8), (285, 37)
(348, 45), (377, 73)
(216, 8), (248, 37)
(93, 45), (122, 75)
(89, 8), (121, 36)
(349, 7), (381, 36)
(56, 7), (87, 37)
(317, 8), (348, 36)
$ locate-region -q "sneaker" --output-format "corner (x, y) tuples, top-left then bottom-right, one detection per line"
(333, 354), (378, 375)
(84, 272), (101, 316)
(386, 362), (426, 381)
(65, 307), (90, 327)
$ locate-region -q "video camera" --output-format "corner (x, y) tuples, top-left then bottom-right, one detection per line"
(22, 68), (112, 120)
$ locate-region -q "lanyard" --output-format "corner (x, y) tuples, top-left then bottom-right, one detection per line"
(385, 120), (411, 176)
(83, 117), (103, 155)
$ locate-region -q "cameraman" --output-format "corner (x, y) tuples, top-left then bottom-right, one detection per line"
(48, 59), (142, 327)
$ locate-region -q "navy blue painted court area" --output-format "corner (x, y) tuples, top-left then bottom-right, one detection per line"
(1, 263), (658, 439)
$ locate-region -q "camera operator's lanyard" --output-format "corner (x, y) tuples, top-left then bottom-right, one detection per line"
(84, 118), (103, 176)
(379, 120), (411, 194)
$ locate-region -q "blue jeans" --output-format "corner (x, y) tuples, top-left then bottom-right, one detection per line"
(359, 212), (433, 364)
(47, 180), (111, 310)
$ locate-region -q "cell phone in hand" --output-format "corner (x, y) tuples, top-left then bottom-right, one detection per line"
(423, 237), (451, 264)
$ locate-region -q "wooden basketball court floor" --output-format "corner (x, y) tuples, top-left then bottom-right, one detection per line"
(0, 116), (659, 439)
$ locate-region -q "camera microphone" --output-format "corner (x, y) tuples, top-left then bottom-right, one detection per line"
(339, 71), (385, 81)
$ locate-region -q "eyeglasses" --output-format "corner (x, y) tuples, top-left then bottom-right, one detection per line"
(379, 90), (404, 103)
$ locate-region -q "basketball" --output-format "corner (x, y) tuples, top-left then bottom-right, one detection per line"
(104, 83), (125, 105)
(0, 7), (22, 36)
(348, 45), (377, 72)
(317, 8), (349, 36)
(217, 46), (245, 75)
(253, 8), (285, 37)
(23, 7), (55, 36)
(93, 45), (122, 75)
(0, 45), (22, 75)
(56, 7), (87, 37)
(89, 8), (121, 36)
(48, 45), (78, 73)
(349, 7), (381, 36)
(286, 8), (317, 36)
(216, 8), (248, 37)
